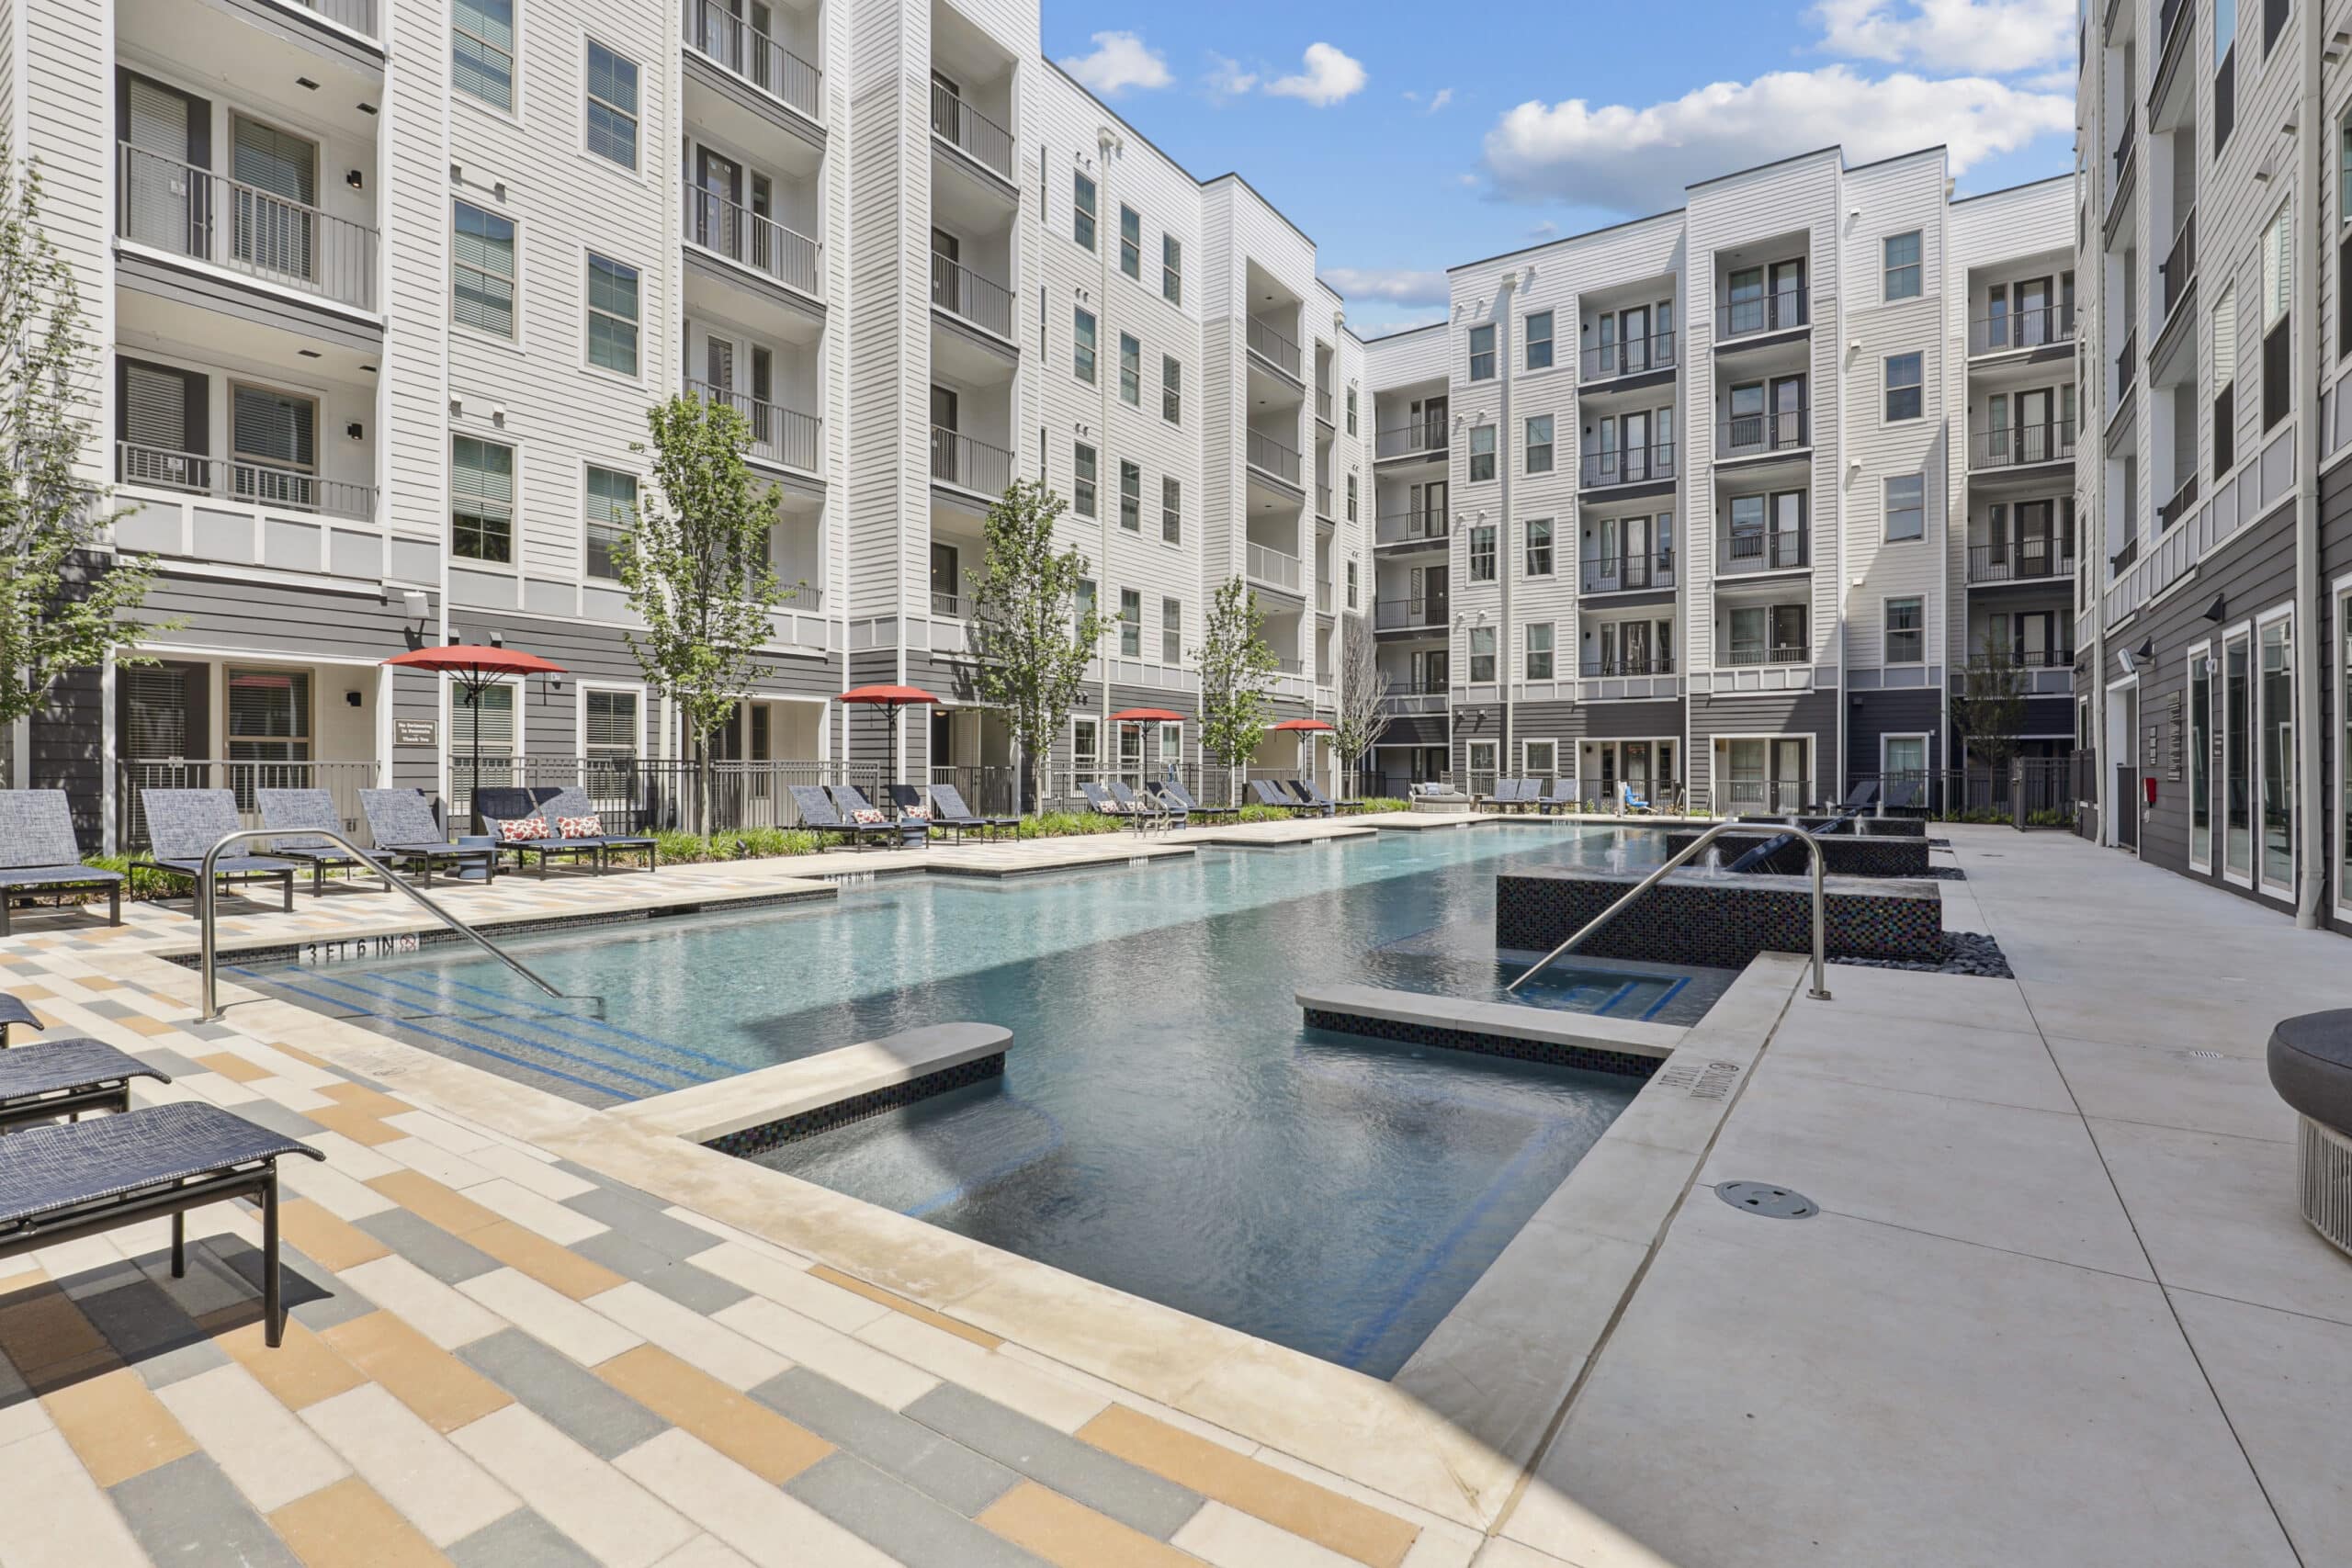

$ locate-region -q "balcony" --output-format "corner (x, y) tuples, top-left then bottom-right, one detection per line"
(930, 426), (1012, 498)
(685, 188), (821, 299)
(1247, 430), (1302, 486)
(930, 253), (1012, 338)
(1374, 597), (1445, 632)
(930, 590), (967, 618)
(1579, 655), (1675, 678)
(1965, 649), (2076, 695)
(2158, 472), (2199, 532)
(1715, 291), (1806, 342)
(1374, 422), (1448, 461)
(1968, 418), (2076, 471)
(1317, 579), (1333, 613)
(683, 0), (820, 122)
(1579, 331), (1677, 381)
(1580, 551), (1676, 594)
(2160, 209), (2196, 323)
(1579, 442), (1676, 490)
(117, 440), (375, 523)
(117, 143), (378, 312)
(1966, 542), (2075, 583)
(1317, 483), (1333, 517)
(282, 0), (377, 36)
(1247, 317), (1303, 380)
(2112, 330), (2137, 401)
(1375, 511), (1449, 547)
(1968, 304), (2076, 356)
(1720, 528), (1807, 574)
(929, 84), (1013, 181)
(1316, 388), (1333, 424)
(684, 379), (820, 472)
(1245, 541), (1302, 592)
(1717, 409), (1809, 460)
(1378, 683), (1448, 716)
(2108, 109), (2137, 224)
(1720, 645), (1809, 668)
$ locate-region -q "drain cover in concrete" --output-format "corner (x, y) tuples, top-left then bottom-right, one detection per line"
(1716, 1181), (1817, 1218)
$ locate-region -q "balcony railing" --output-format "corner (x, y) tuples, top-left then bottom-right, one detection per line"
(1246, 317), (1303, 379)
(118, 440), (376, 523)
(2111, 107), (2137, 184)
(930, 85), (1013, 179)
(1721, 528), (1808, 573)
(1715, 290), (1807, 340)
(1712, 776), (1813, 815)
(1245, 541), (1302, 592)
(2158, 472), (2199, 532)
(2160, 209), (2196, 321)
(288, 0), (378, 36)
(684, 0), (821, 121)
(2113, 330), (2138, 399)
(1375, 510), (1450, 547)
(1968, 304), (2076, 355)
(1970, 418), (2077, 470)
(1578, 442), (1676, 488)
(1968, 648), (2075, 672)
(1580, 551), (1676, 593)
(929, 252), (1012, 337)
(1316, 388), (1333, 423)
(1247, 430), (1302, 485)
(2159, 0), (2193, 48)
(1374, 422), (1449, 460)
(118, 143), (378, 311)
(686, 188), (821, 299)
(1579, 655), (1675, 677)
(1966, 542), (2075, 583)
(1317, 580), (1333, 613)
(1317, 483), (1333, 517)
(1580, 331), (1678, 380)
(930, 590), (967, 617)
(929, 426), (1012, 497)
(1373, 597), (1444, 631)
(1378, 684), (1448, 716)
(1719, 645), (1809, 668)
(1718, 408), (1809, 458)
(684, 380), (820, 471)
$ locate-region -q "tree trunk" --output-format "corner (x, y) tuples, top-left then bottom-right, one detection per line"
(694, 736), (710, 837)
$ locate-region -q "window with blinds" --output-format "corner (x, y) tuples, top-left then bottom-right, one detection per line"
(231, 384), (318, 509)
(587, 254), (640, 376)
(120, 361), (204, 491)
(452, 434), (514, 562)
(584, 465), (635, 580)
(456, 683), (515, 750)
(225, 668), (311, 763)
(231, 116), (316, 281)
(454, 0), (516, 111)
(122, 667), (189, 759)
(454, 201), (516, 337)
(585, 690), (638, 761)
(584, 42), (639, 169)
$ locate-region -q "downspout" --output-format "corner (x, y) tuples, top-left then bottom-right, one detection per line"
(2295, 0), (2325, 925)
(1095, 129), (1119, 779)
(1495, 271), (1518, 776)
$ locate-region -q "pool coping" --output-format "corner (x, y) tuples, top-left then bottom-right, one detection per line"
(610, 1021), (1013, 1145)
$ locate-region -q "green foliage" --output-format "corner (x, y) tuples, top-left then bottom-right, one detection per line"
(968, 478), (1104, 817)
(1012, 810), (1123, 840)
(1330, 612), (1387, 784)
(1235, 803), (1290, 823)
(0, 145), (176, 729)
(1953, 632), (2028, 776)
(1351, 796), (1409, 814)
(1195, 577), (1276, 775)
(651, 828), (821, 863)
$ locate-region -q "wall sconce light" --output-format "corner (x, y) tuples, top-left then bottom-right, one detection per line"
(489, 631), (504, 649)
(345, 422), (364, 441)
(345, 690), (364, 708)
(345, 169), (364, 190)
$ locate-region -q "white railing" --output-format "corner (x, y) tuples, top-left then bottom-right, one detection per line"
(929, 84), (1013, 178)
(931, 426), (1012, 497)
(929, 253), (1013, 337)
(1246, 541), (1302, 592)
(685, 188), (821, 299)
(118, 143), (378, 311)
(1247, 430), (1301, 485)
(684, 0), (821, 121)
(118, 441), (375, 523)
(683, 380), (820, 472)
(1246, 317), (1302, 378)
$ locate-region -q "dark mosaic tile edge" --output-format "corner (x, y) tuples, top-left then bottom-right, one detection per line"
(706, 1055), (1008, 1157)
(1304, 1009), (1665, 1078)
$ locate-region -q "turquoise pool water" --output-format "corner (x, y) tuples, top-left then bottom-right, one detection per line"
(239, 824), (1701, 1376)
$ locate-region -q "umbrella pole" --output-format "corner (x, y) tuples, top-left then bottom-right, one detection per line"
(468, 674), (484, 835)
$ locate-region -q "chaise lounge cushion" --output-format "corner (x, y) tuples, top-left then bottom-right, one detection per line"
(500, 816), (550, 843)
(2268, 1010), (2352, 1134)
(555, 816), (602, 840)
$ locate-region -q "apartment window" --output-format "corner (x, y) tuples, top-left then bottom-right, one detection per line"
(1884, 473), (1925, 540)
(453, 0), (515, 112)
(1525, 739), (1558, 777)
(1346, 472), (1359, 522)
(1074, 308), (1097, 383)
(1469, 626), (1497, 683)
(1468, 423), (1496, 480)
(2264, 204), (2291, 431)
(1073, 443), (1097, 516)
(1526, 622), (1555, 680)
(1073, 172), (1096, 250)
(2260, 612), (2294, 889)
(1119, 460), (1141, 531)
(2191, 645), (2214, 870)
(584, 41), (639, 169)
(1467, 323), (1496, 381)
(1883, 351), (1924, 421)
(1161, 355), (1182, 423)
(1345, 387), (1358, 434)
(1162, 233), (1182, 304)
(451, 434), (514, 562)
(1883, 597), (1924, 664)
(229, 383), (316, 506)
(453, 201), (515, 338)
(1115, 333), (1140, 406)
(586, 254), (640, 376)
(1161, 476), (1182, 543)
(1525, 518), (1554, 577)
(583, 465), (635, 579)
(1119, 207), (1141, 279)
(1468, 524), (1497, 581)
(1076, 578), (1097, 638)
(1525, 310), (1555, 370)
(1345, 558), (1359, 609)
(1525, 415), (1554, 474)
(585, 690), (639, 769)
(1119, 589), (1142, 657)
(1883, 231), (1922, 300)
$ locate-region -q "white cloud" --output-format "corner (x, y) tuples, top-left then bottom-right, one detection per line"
(1424, 87), (1454, 115)
(1454, 172), (1481, 188)
(1482, 66), (2070, 211)
(1265, 42), (1367, 107)
(1528, 220), (1560, 239)
(1812, 0), (2074, 73)
(1204, 53), (1259, 101)
(1059, 31), (1171, 96)
(1320, 266), (1449, 307)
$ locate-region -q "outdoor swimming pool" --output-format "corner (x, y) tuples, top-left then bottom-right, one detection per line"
(238, 825), (1709, 1375)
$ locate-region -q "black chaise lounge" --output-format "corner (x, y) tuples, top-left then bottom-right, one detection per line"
(0, 791), (122, 937)
(888, 784), (963, 842)
(0, 992), (173, 1129)
(1108, 780), (1170, 829)
(787, 785), (898, 850)
(1250, 779), (1317, 816)
(1157, 774), (1238, 823)
(132, 789), (299, 915)
(255, 789), (383, 895)
(474, 787), (622, 877)
(1080, 781), (1140, 828)
(828, 784), (926, 847)
(1534, 779), (1578, 815)
(929, 784), (1019, 840)
(356, 790), (501, 886)
(534, 788), (657, 871)
(1284, 780), (1339, 818)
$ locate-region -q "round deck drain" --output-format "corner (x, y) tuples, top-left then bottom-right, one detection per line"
(1716, 1181), (1817, 1219)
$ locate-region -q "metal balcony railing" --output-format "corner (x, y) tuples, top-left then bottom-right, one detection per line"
(1375, 511), (1450, 547)
(118, 143), (378, 311)
(1966, 542), (2075, 583)
(929, 425), (1012, 497)
(1247, 430), (1301, 485)
(117, 440), (376, 522)
(2113, 330), (2138, 398)
(288, 0), (378, 35)
(1967, 648), (2075, 673)
(1378, 685), (1448, 716)
(684, 380), (820, 471)
(2111, 107), (2137, 183)
(1715, 290), (1806, 340)
(2160, 209), (2196, 321)
(684, 0), (821, 120)
(1719, 645), (1809, 668)
(1721, 529), (1808, 573)
(1718, 409), (1809, 458)
(1579, 442), (1676, 488)
(1374, 422), (1449, 459)
(2159, 0), (2193, 47)
(1968, 304), (2076, 355)
(1970, 418), (2077, 470)
(929, 85), (1013, 179)
(929, 590), (967, 617)
(929, 252), (1012, 337)
(1373, 597), (1444, 631)
(686, 188), (820, 298)
(1247, 317), (1302, 378)
(1579, 655), (1675, 677)
(1246, 541), (1302, 592)
(1580, 551), (1676, 593)
(1579, 331), (1677, 380)
(2158, 472), (2199, 532)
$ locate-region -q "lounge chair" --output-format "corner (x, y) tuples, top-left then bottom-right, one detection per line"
(131, 790), (298, 915)
(1079, 781), (1135, 826)
(929, 784), (1019, 840)
(0, 791), (121, 937)
(1283, 780), (1337, 818)
(888, 784), (963, 843)
(1249, 779), (1316, 816)
(1142, 781), (1190, 827)
(1880, 778), (1924, 814)
(533, 789), (658, 872)
(828, 784), (925, 847)
(1619, 782), (1656, 816)
(0, 996), (173, 1129)
(0, 1101), (323, 1345)
(1158, 774), (1238, 823)
(0, 991), (38, 1048)
(255, 789), (383, 895)
(1483, 778), (1528, 813)
(1107, 781), (1170, 830)
(786, 785), (897, 850)
(473, 787), (610, 878)
(356, 790), (499, 886)
(1836, 781), (1881, 816)
(1478, 778), (1518, 813)
(1535, 778), (1578, 814)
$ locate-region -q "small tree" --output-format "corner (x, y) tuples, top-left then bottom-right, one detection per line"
(968, 478), (1104, 816)
(1331, 611), (1389, 797)
(619, 395), (794, 830)
(1195, 576), (1276, 803)
(1954, 631), (2028, 812)
(0, 146), (171, 761)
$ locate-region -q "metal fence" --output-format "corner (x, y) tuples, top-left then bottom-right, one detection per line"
(118, 759), (382, 852)
(1846, 762), (2086, 823)
(447, 756), (890, 834)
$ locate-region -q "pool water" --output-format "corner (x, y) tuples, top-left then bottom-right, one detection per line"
(238, 825), (1692, 1376)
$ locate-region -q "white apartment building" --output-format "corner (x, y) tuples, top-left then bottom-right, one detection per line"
(1360, 148), (2080, 815)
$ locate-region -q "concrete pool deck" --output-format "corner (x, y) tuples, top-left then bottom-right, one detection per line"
(0, 818), (2341, 1564)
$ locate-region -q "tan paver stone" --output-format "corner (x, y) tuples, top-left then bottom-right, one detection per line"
(270, 1475), (455, 1567)
(0, 1281), (112, 1378)
(278, 1199), (393, 1273)
(368, 1170), (504, 1236)
(215, 1316), (370, 1411)
(319, 1312), (514, 1433)
(197, 1052), (276, 1084)
(978, 1479), (1206, 1568)
(595, 1345), (832, 1485)
(469, 1219), (628, 1300)
(1172, 1500), (1363, 1567)
(41, 1364), (198, 1485)
(305, 1100), (404, 1147)
(810, 1263), (1001, 1348)
(340, 1256), (506, 1349)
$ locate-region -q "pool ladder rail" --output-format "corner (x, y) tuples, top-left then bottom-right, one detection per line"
(1504, 820), (1833, 1002)
(193, 828), (570, 1023)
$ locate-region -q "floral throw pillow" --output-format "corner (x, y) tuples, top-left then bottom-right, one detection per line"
(902, 806), (931, 822)
(850, 807), (888, 825)
(555, 815), (603, 840)
(499, 816), (549, 843)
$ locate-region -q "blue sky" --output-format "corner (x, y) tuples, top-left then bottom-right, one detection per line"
(1042, 0), (2079, 334)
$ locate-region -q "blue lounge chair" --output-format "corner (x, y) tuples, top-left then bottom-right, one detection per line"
(473, 787), (606, 877)
(929, 784), (1019, 840)
(356, 790), (500, 886)
(1619, 782), (1656, 816)
(0, 792), (122, 937)
(828, 784), (926, 847)
(787, 785), (897, 850)
(1250, 779), (1317, 816)
(131, 789), (299, 915)
(1533, 779), (1577, 814)
(256, 789), (385, 895)
(0, 995), (173, 1130)
(1158, 773), (1238, 822)
(1108, 780), (1170, 829)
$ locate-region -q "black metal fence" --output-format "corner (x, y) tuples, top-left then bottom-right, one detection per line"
(449, 756), (889, 834)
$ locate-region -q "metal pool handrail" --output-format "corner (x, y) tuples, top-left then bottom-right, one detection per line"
(195, 828), (563, 1022)
(1505, 820), (1833, 1001)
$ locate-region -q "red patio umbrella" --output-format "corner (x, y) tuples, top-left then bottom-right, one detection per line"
(384, 643), (567, 831)
(840, 683), (941, 812)
(1104, 707), (1185, 724)
(1271, 716), (1334, 777)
